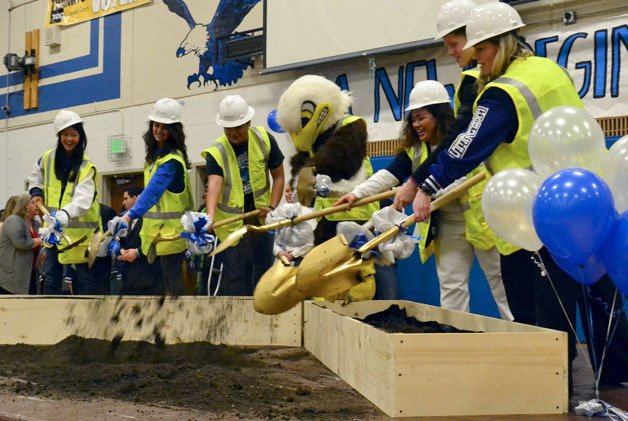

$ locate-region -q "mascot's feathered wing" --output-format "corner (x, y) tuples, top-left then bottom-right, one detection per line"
(276, 75), (378, 301)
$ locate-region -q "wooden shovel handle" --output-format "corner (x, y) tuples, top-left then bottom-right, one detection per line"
(357, 171), (487, 253)
(36, 202), (50, 216)
(254, 188), (398, 232)
(213, 209), (261, 229)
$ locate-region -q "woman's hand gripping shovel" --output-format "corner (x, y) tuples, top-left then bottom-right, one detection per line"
(36, 203), (88, 252)
(144, 209), (262, 264)
(294, 171), (488, 298)
(210, 189), (399, 257)
(251, 190), (398, 315)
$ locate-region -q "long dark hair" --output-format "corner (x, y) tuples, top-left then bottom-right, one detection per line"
(54, 122), (87, 184)
(398, 103), (454, 153)
(143, 121), (191, 169)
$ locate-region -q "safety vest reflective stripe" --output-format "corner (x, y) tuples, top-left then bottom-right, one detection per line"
(144, 211), (187, 220)
(493, 76), (543, 119)
(201, 127), (272, 241)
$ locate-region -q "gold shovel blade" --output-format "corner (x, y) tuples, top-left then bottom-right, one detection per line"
(294, 234), (361, 297)
(253, 259), (305, 315)
(146, 232), (162, 264)
(87, 230), (105, 268)
(209, 226), (249, 256)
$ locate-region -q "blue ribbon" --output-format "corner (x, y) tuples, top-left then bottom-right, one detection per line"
(107, 238), (121, 257)
(181, 215), (215, 248)
(348, 233), (379, 257)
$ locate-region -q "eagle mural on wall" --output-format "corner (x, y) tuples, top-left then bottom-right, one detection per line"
(163, 0), (261, 89)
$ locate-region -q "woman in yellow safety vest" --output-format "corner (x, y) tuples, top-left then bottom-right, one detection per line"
(336, 80), (511, 319)
(411, 2), (590, 392)
(123, 98), (194, 296)
(28, 110), (101, 295)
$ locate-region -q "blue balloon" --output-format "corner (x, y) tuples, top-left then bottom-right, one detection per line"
(533, 168), (615, 265)
(267, 109), (285, 133)
(550, 250), (606, 286)
(601, 211), (628, 296)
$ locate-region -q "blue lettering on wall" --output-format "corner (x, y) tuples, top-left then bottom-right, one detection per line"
(594, 30), (608, 98)
(612, 24), (628, 98)
(374, 66), (404, 122)
(335, 73), (352, 114)
(534, 35), (558, 57)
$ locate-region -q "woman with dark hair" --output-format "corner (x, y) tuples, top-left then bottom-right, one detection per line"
(0, 193), (43, 294)
(123, 98), (193, 296)
(28, 110), (101, 295)
(336, 80), (511, 319)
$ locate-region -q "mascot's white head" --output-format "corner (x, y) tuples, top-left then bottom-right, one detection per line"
(277, 75), (353, 152)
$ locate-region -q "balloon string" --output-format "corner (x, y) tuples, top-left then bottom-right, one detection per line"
(533, 252), (595, 376)
(581, 286), (600, 398)
(593, 289), (620, 400)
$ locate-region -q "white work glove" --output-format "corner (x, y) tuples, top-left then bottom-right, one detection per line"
(54, 210), (69, 227)
(372, 207), (417, 260)
(108, 216), (128, 238)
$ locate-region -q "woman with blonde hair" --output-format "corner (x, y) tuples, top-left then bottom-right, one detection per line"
(0, 193), (43, 294)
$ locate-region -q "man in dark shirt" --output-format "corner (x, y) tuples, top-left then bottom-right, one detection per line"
(202, 95), (285, 296)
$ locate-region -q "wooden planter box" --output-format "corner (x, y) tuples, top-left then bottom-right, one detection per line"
(303, 300), (568, 418)
(0, 296), (301, 347)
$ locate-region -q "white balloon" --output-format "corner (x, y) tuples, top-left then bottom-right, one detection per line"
(528, 106), (606, 179)
(603, 135), (628, 213)
(481, 169), (543, 252)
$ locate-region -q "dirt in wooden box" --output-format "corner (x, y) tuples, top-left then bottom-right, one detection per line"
(0, 336), (383, 419)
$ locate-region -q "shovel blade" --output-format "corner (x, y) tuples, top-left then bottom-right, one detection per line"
(295, 234), (361, 297)
(210, 226), (249, 256)
(57, 234), (88, 252)
(87, 230), (104, 268)
(254, 259), (304, 315)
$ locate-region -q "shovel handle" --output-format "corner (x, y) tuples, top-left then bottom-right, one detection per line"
(36, 202), (50, 216)
(357, 171), (487, 254)
(213, 209), (261, 229)
(250, 188), (399, 233)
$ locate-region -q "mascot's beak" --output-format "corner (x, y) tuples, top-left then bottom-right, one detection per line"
(290, 102), (333, 152)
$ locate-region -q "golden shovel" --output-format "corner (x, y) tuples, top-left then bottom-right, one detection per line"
(144, 210), (262, 263)
(36, 203), (87, 252)
(294, 172), (488, 297)
(253, 255), (305, 315)
(210, 188), (398, 257)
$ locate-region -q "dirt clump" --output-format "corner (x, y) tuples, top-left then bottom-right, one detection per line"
(0, 336), (383, 419)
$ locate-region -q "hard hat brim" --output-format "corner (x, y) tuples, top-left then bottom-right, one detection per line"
(148, 114), (180, 124)
(463, 22), (526, 50)
(215, 106), (255, 128)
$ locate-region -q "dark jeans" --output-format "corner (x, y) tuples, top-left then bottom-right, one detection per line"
(374, 264), (399, 300)
(217, 230), (274, 296)
(159, 252), (185, 296)
(44, 247), (94, 295)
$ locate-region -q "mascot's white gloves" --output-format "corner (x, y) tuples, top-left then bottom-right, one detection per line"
(54, 210), (69, 227)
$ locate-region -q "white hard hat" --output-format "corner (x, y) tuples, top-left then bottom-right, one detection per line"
(434, 0), (477, 40)
(215, 95), (255, 128)
(148, 98), (182, 124)
(405, 80), (451, 112)
(464, 2), (526, 49)
(53, 110), (82, 134)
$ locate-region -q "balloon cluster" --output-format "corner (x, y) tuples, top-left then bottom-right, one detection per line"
(481, 106), (627, 294)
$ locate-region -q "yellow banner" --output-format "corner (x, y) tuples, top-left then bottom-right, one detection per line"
(46, 0), (151, 27)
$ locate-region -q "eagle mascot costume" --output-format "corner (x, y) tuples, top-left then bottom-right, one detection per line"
(276, 75), (380, 300)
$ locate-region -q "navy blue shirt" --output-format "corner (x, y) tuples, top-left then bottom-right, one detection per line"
(128, 158), (184, 220)
(425, 88), (519, 191)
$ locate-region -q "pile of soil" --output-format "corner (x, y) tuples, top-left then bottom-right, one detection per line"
(361, 304), (479, 333)
(0, 336), (383, 419)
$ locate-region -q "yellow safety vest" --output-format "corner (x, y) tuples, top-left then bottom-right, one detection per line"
(453, 69), (499, 251)
(41, 149), (101, 264)
(475, 56), (584, 254)
(406, 144), (434, 263)
(140, 151), (193, 256)
(201, 127), (272, 242)
(314, 115), (380, 221)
